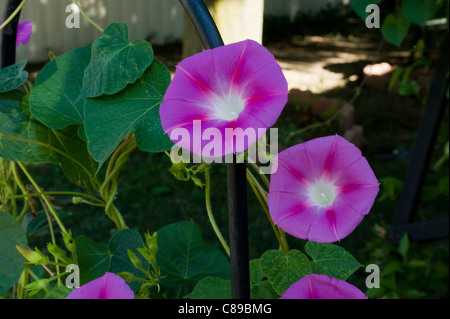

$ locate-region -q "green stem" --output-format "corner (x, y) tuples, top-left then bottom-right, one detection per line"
(2, 135), (93, 178)
(104, 183), (127, 230)
(0, 0), (27, 31)
(249, 162), (270, 189)
(104, 135), (135, 181)
(1, 191), (105, 206)
(17, 162), (68, 234)
(10, 161), (29, 222)
(99, 140), (136, 230)
(205, 167), (230, 257)
(246, 169), (282, 245)
(101, 143), (137, 197)
(72, 0), (104, 33)
(39, 198), (61, 286)
(246, 169), (289, 254)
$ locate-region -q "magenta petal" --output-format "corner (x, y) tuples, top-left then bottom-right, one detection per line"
(268, 191), (341, 243)
(280, 274), (367, 299)
(270, 144), (316, 188)
(243, 92), (287, 128)
(0, 19), (32, 47)
(330, 199), (366, 240)
(268, 191), (330, 241)
(268, 135), (379, 242)
(16, 20), (32, 46)
(160, 39), (288, 157)
(65, 272), (134, 299)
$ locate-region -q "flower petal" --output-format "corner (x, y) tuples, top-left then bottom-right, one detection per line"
(16, 20), (32, 46)
(280, 274), (367, 299)
(268, 135), (379, 242)
(66, 272), (134, 299)
(160, 39), (288, 157)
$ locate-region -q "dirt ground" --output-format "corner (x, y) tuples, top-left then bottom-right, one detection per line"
(25, 31), (411, 97)
(150, 32), (411, 93)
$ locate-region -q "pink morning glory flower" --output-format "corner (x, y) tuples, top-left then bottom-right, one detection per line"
(65, 272), (134, 299)
(159, 39), (288, 158)
(280, 274), (367, 299)
(268, 135), (379, 243)
(0, 19), (32, 46)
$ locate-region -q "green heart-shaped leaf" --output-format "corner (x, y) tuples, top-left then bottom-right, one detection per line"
(402, 0), (442, 25)
(0, 91), (97, 189)
(84, 60), (173, 167)
(381, 11), (411, 47)
(78, 23), (154, 99)
(305, 241), (362, 280)
(156, 221), (230, 288)
(75, 229), (147, 290)
(189, 277), (231, 299)
(0, 211), (28, 295)
(29, 46), (91, 129)
(259, 249), (311, 296)
(0, 60), (28, 93)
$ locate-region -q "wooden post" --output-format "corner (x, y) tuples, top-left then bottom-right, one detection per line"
(182, 0), (264, 58)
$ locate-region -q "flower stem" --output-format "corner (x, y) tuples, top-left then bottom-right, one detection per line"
(249, 162), (270, 189)
(1, 191), (105, 206)
(0, 0), (27, 31)
(16, 162), (68, 234)
(39, 196), (61, 286)
(11, 161), (29, 222)
(72, 0), (104, 33)
(99, 137), (136, 230)
(205, 167), (230, 257)
(246, 168), (289, 254)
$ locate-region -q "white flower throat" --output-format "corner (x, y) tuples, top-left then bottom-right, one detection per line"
(308, 179), (337, 207)
(212, 91), (245, 121)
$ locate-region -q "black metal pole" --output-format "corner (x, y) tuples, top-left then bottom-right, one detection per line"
(1, 0), (22, 68)
(179, 0), (250, 299)
(226, 159), (250, 299)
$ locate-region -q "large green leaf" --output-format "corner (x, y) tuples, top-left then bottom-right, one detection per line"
(249, 259), (279, 299)
(78, 23), (154, 99)
(0, 91), (97, 189)
(75, 229), (147, 290)
(402, 0), (442, 25)
(304, 241), (362, 280)
(381, 11), (411, 47)
(0, 60), (28, 94)
(44, 286), (71, 299)
(84, 60), (173, 167)
(259, 249), (311, 296)
(352, 0), (383, 21)
(189, 277), (231, 299)
(0, 211), (27, 295)
(29, 47), (91, 130)
(156, 221), (230, 288)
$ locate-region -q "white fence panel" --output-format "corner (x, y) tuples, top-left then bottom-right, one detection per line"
(1, 0), (350, 63)
(1, 0), (185, 63)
